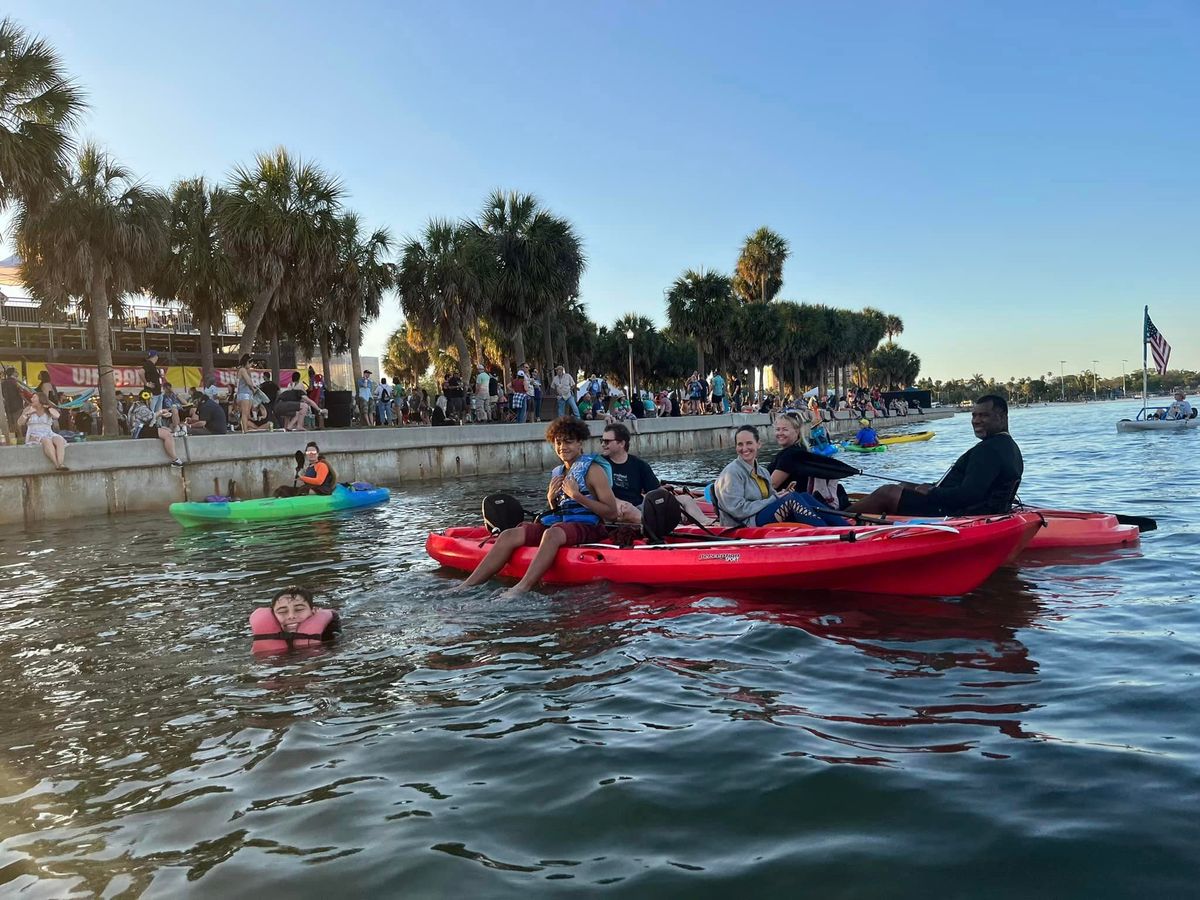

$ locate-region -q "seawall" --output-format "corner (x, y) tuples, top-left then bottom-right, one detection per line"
(0, 410), (952, 527)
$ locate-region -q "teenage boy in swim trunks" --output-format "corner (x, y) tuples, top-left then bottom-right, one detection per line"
(454, 416), (618, 597)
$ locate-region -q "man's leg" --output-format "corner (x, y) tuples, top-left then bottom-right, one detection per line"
(567, 396), (579, 417)
(459, 526), (530, 587)
(846, 484), (905, 515)
(158, 428), (180, 462)
(503, 527), (569, 596)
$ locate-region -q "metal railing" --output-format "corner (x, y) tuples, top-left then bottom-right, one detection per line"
(0, 301), (242, 335)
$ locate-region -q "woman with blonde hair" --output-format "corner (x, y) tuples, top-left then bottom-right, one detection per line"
(19, 392), (69, 470)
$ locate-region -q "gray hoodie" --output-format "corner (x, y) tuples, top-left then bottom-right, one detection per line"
(714, 457), (775, 527)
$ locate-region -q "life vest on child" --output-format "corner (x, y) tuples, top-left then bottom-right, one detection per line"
(541, 454), (612, 525)
(249, 607), (339, 653)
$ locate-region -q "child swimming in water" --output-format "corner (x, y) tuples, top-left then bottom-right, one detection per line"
(250, 586), (340, 651)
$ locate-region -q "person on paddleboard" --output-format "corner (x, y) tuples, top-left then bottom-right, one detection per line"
(453, 416), (618, 597)
(847, 394), (1022, 517)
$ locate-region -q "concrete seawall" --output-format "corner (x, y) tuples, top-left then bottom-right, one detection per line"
(0, 410), (952, 527)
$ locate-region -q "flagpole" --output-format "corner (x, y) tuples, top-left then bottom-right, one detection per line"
(1142, 305), (1149, 419)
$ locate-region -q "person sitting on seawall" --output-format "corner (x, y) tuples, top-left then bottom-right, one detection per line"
(768, 412), (848, 510)
(600, 423), (715, 527)
(250, 586), (340, 653)
(453, 416), (618, 597)
(853, 418), (880, 447)
(275, 441), (336, 497)
(848, 394), (1023, 517)
(18, 392), (70, 470)
(182, 389), (229, 435)
(713, 425), (848, 528)
(126, 390), (185, 467)
(275, 372), (327, 431)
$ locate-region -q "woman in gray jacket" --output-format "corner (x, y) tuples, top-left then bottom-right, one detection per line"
(713, 425), (846, 528)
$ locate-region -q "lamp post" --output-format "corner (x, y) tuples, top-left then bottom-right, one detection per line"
(1059, 360), (1066, 401)
(1092, 359), (1099, 399)
(1122, 359), (1128, 397)
(625, 328), (634, 401)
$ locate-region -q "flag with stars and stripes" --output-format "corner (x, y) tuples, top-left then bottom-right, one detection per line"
(1144, 308), (1171, 376)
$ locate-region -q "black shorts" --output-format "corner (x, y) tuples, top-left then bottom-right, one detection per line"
(897, 489), (948, 517)
(135, 425), (162, 440)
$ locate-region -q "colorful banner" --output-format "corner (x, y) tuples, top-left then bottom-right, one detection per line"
(2, 360), (271, 393)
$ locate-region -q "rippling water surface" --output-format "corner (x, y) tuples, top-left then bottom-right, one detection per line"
(1, 403), (1196, 897)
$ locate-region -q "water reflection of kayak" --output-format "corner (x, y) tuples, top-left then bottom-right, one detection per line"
(427, 513), (1042, 597)
(170, 484), (389, 526)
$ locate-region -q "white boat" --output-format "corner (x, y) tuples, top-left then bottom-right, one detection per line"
(1116, 415), (1198, 433)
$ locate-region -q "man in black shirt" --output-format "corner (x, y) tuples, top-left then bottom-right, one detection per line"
(600, 423), (660, 522)
(185, 390), (229, 435)
(143, 350), (164, 413)
(3, 367), (24, 442)
(848, 394), (1023, 517)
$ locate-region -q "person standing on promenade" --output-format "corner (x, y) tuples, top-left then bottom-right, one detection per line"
(710, 371), (727, 413)
(3, 368), (23, 444)
(849, 394), (1022, 516)
(552, 366), (580, 418)
(454, 416), (617, 596)
(528, 366), (543, 422)
(356, 370), (376, 426)
(474, 364), (492, 423)
(142, 350), (163, 414)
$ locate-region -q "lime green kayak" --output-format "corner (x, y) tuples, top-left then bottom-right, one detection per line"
(170, 484), (390, 527)
(841, 442), (888, 453)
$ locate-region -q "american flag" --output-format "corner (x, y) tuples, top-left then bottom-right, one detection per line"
(1144, 308), (1171, 376)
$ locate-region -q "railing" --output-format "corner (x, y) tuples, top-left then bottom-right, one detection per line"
(0, 302), (242, 336)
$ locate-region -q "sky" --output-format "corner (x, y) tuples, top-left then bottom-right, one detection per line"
(6, 0), (1199, 381)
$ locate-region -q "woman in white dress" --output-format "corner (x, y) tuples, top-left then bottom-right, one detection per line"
(18, 392), (69, 470)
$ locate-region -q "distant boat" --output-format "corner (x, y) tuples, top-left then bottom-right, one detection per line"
(1118, 307), (1194, 433)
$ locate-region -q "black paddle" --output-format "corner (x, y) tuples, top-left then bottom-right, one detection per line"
(292, 450), (305, 489)
(1114, 514), (1157, 532)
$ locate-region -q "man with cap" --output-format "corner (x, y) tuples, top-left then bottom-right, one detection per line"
(143, 350), (164, 414)
(356, 369), (376, 426)
(474, 363), (492, 422)
(1164, 389), (1193, 421)
(853, 417), (879, 448)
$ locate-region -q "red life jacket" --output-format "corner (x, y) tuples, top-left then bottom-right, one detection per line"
(249, 607), (338, 654)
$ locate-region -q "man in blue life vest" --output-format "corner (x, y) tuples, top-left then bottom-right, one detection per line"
(854, 418), (879, 447)
(455, 416), (618, 596)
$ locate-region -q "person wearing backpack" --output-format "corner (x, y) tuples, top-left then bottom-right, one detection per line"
(376, 378), (393, 426)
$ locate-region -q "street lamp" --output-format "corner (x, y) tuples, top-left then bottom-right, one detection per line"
(1092, 360), (1099, 399)
(1059, 360), (1066, 401)
(1122, 360), (1128, 397)
(625, 328), (634, 401)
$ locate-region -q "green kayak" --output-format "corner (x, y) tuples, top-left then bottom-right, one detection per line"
(170, 484), (390, 527)
(841, 442), (888, 453)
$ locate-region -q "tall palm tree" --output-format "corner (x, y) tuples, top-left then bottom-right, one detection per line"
(330, 212), (395, 387)
(665, 267), (734, 375)
(733, 226), (789, 304)
(155, 177), (233, 377)
(397, 219), (490, 383)
(473, 190), (584, 369)
(218, 148), (342, 356)
(0, 18), (86, 214)
(17, 143), (168, 435)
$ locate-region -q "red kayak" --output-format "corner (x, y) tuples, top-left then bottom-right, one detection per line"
(694, 499), (1140, 552)
(426, 512), (1042, 597)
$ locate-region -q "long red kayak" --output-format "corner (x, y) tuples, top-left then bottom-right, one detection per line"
(426, 512), (1042, 597)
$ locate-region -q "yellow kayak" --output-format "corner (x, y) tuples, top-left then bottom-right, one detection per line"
(878, 431), (935, 445)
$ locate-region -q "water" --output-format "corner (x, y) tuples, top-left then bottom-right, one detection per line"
(1, 403), (1196, 897)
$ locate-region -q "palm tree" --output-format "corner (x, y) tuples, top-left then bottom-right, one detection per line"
(473, 190), (584, 369)
(665, 267), (734, 375)
(156, 177), (232, 377)
(0, 18), (86, 214)
(17, 143), (168, 435)
(397, 219), (490, 383)
(330, 212), (395, 387)
(870, 342), (921, 389)
(884, 313), (904, 341)
(733, 226), (789, 304)
(218, 148), (342, 356)
(382, 322), (431, 386)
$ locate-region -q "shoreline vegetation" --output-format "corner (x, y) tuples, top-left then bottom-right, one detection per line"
(2, 17), (1193, 445)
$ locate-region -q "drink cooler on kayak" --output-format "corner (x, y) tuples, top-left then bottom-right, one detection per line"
(170, 484), (390, 526)
(426, 513), (1042, 597)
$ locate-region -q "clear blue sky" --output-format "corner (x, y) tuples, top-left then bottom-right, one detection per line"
(8, 0), (1199, 380)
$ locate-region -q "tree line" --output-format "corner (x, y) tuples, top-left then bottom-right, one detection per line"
(1, 17), (920, 437)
